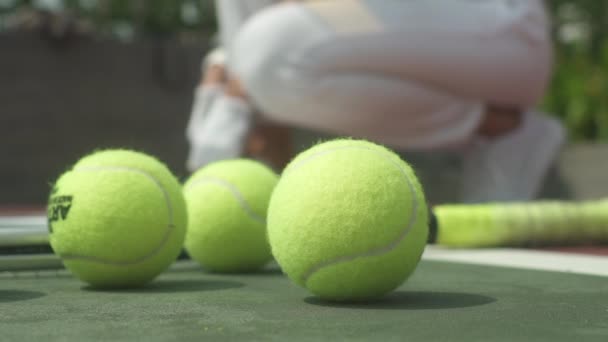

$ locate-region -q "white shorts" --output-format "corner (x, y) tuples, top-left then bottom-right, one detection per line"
(219, 0), (552, 149)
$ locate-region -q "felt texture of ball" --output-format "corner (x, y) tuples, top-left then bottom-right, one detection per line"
(47, 149), (187, 288)
(183, 159), (278, 272)
(267, 139), (429, 302)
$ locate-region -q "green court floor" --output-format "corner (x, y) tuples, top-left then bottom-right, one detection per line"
(1, 259), (607, 341)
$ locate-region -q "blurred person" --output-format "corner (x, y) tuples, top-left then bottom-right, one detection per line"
(185, 0), (565, 203)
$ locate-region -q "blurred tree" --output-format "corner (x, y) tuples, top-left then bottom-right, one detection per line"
(544, 0), (608, 141)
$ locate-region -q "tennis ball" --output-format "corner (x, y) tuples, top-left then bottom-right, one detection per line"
(268, 139), (429, 302)
(183, 159), (278, 272)
(47, 149), (187, 288)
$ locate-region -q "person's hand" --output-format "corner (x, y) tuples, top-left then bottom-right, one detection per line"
(201, 48), (228, 86)
(187, 47), (292, 172)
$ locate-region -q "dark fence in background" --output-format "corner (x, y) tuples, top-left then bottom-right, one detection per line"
(0, 33), (206, 204)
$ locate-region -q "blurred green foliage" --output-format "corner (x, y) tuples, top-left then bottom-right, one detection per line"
(545, 0), (608, 141)
(0, 0), (606, 141)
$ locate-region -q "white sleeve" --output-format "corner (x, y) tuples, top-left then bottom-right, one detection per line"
(216, 0), (279, 48)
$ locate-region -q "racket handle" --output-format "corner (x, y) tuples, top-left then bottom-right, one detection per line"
(434, 199), (608, 248)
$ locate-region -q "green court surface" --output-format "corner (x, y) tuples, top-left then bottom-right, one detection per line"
(1, 257), (607, 341)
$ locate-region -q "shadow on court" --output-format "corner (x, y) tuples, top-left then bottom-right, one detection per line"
(0, 290), (46, 303)
(82, 279), (244, 293)
(228, 266), (284, 277)
(304, 291), (496, 310)
(169, 262), (284, 277)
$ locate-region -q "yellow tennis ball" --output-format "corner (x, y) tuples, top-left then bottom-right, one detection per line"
(47, 149), (187, 288)
(183, 159), (278, 273)
(268, 139), (429, 302)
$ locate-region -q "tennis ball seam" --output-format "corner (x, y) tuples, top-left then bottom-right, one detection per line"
(287, 145), (420, 285)
(184, 176), (265, 224)
(59, 166), (176, 266)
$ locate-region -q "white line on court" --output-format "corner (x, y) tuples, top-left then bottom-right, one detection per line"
(423, 245), (608, 277)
